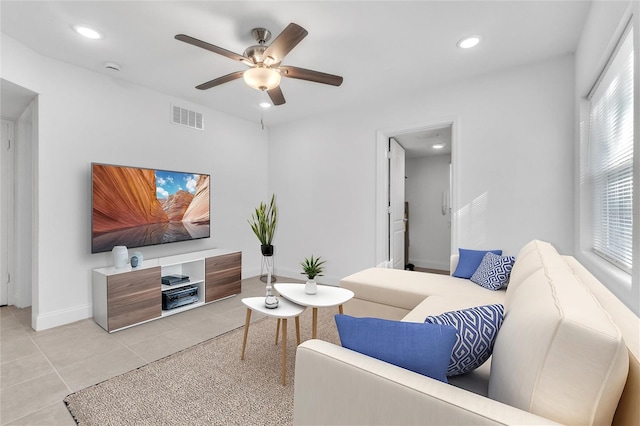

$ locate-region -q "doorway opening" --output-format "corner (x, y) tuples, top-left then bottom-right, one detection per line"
(375, 120), (456, 272)
(1, 79), (38, 320)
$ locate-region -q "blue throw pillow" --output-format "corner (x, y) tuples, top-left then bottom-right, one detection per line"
(470, 252), (516, 290)
(335, 314), (457, 383)
(425, 304), (504, 376)
(452, 248), (503, 279)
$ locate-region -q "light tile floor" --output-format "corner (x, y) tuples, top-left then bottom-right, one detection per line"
(0, 276), (291, 425)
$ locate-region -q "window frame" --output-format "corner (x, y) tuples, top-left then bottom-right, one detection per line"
(586, 22), (635, 274)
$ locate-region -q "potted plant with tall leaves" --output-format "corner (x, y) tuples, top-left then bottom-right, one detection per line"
(300, 255), (326, 295)
(248, 194), (278, 257)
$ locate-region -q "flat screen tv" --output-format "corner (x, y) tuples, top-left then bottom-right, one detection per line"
(91, 163), (210, 253)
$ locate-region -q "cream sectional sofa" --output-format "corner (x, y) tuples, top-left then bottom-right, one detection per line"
(293, 240), (639, 426)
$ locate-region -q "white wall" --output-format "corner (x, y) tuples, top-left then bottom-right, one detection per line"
(406, 154), (451, 270)
(1, 34), (585, 327)
(574, 0), (639, 315)
(2, 35), (270, 330)
(269, 55), (575, 285)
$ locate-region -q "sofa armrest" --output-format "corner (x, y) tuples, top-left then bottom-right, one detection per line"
(450, 254), (459, 275)
(294, 340), (558, 426)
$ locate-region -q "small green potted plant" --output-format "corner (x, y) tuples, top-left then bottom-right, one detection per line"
(300, 255), (326, 295)
(248, 194), (278, 257)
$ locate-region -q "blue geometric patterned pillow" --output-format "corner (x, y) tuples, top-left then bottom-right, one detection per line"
(425, 304), (504, 376)
(470, 252), (516, 290)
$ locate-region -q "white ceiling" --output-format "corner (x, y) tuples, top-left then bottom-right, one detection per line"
(1, 1), (591, 127)
(394, 125), (452, 159)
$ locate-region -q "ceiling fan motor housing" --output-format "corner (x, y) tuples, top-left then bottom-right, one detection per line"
(245, 28), (272, 65)
(251, 28), (271, 44)
(244, 45), (268, 64)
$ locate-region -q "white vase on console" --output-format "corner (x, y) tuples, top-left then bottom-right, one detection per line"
(112, 246), (128, 269)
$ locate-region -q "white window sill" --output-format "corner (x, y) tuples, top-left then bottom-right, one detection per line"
(576, 249), (632, 294)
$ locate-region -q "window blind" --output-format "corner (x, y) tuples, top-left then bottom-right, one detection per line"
(589, 27), (634, 272)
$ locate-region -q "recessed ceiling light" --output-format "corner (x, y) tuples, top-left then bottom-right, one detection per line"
(432, 143), (445, 149)
(73, 25), (103, 40)
(259, 102), (272, 109)
(457, 36), (480, 49)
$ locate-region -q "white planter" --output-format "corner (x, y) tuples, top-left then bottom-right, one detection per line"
(112, 246), (128, 269)
(305, 280), (317, 295)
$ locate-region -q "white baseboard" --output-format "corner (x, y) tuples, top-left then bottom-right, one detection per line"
(33, 303), (92, 331)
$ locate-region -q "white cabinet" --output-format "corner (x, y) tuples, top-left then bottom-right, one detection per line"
(92, 249), (242, 332)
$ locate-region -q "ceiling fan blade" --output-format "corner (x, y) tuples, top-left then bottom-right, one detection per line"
(279, 66), (343, 86)
(267, 86), (286, 105)
(175, 34), (251, 65)
(263, 23), (308, 65)
(196, 71), (245, 90)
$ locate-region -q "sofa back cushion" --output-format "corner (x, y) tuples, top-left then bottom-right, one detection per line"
(489, 242), (629, 425)
(507, 240), (564, 293)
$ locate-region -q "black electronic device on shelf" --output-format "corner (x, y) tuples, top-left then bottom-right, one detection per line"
(162, 285), (199, 310)
(161, 275), (190, 285)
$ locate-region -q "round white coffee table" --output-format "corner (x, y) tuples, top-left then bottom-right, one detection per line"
(241, 296), (306, 385)
(274, 283), (354, 339)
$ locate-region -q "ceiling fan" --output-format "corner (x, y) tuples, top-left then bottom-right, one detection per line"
(175, 23), (344, 106)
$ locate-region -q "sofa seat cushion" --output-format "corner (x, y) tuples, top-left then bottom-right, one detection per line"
(447, 358), (492, 397)
(402, 295), (506, 323)
(489, 249), (629, 425)
(341, 268), (506, 311)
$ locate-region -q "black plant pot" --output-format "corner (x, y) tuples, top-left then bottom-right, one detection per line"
(261, 244), (274, 257)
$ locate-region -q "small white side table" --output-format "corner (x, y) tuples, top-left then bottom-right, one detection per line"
(240, 296), (306, 385)
(274, 283), (354, 339)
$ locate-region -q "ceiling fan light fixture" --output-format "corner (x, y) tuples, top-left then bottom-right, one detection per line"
(243, 67), (281, 91)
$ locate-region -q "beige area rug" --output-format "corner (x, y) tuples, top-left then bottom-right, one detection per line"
(64, 304), (341, 425)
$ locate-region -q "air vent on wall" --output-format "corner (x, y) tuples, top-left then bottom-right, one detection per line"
(171, 105), (203, 130)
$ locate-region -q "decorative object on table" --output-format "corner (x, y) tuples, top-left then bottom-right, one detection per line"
(130, 251), (143, 268)
(263, 256), (278, 309)
(112, 246), (128, 269)
(301, 255), (326, 295)
(248, 194), (279, 283)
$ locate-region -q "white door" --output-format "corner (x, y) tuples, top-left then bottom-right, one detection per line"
(1, 120), (14, 306)
(389, 138), (406, 269)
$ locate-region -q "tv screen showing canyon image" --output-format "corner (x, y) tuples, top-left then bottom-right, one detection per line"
(91, 163), (210, 253)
